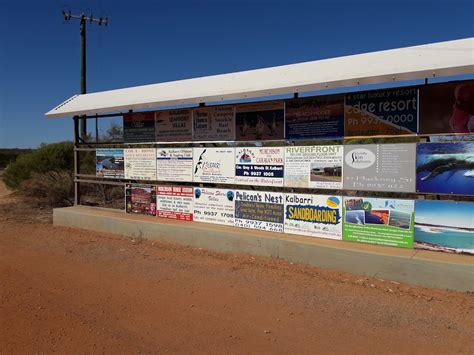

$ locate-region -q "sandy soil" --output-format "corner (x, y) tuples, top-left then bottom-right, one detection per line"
(0, 181), (473, 354)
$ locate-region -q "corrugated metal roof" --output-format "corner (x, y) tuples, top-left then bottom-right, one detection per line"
(45, 38), (474, 118)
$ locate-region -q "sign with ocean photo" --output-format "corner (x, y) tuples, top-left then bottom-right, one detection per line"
(343, 197), (415, 248)
(285, 95), (344, 139)
(284, 145), (343, 189)
(344, 87), (418, 136)
(96, 148), (125, 179)
(343, 143), (416, 192)
(234, 190), (284, 232)
(284, 193), (342, 240)
(414, 200), (473, 256)
(416, 142), (474, 195)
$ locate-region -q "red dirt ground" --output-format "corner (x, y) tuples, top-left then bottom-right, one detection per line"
(1, 182), (473, 354)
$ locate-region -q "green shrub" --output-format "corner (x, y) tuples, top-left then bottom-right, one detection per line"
(3, 142), (74, 189)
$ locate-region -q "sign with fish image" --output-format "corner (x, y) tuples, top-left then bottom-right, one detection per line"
(416, 142), (474, 195)
(235, 101), (285, 141)
(284, 193), (343, 240)
(343, 197), (415, 248)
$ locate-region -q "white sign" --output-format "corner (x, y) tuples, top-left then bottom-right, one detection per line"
(284, 193), (343, 240)
(156, 148), (193, 182)
(124, 148), (157, 181)
(193, 106), (235, 141)
(156, 185), (194, 221)
(234, 190), (284, 232)
(193, 188), (235, 226)
(284, 145), (343, 189)
(155, 109), (193, 142)
(234, 147), (284, 186)
(193, 147), (235, 184)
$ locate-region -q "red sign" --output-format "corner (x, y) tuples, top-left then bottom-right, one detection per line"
(157, 186), (194, 221)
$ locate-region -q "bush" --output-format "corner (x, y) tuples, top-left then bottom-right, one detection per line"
(20, 171), (74, 207)
(3, 142), (74, 189)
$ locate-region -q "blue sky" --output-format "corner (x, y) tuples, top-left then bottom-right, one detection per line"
(0, 0), (473, 148)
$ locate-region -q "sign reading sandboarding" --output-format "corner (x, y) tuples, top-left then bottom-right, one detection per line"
(284, 193), (342, 240)
(235, 147), (284, 186)
(343, 143), (416, 192)
(284, 145), (343, 189)
(193, 188), (235, 226)
(156, 148), (193, 182)
(234, 190), (284, 232)
(343, 197), (414, 248)
(156, 185), (194, 221)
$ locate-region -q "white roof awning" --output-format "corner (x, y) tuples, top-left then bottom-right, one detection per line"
(46, 37), (474, 118)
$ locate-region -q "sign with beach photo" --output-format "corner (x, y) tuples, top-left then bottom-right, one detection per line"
(234, 190), (284, 232)
(156, 148), (193, 182)
(284, 193), (342, 240)
(155, 109), (193, 142)
(419, 80), (474, 135)
(235, 101), (285, 141)
(235, 147), (284, 186)
(343, 197), (415, 248)
(156, 185), (194, 221)
(284, 145), (343, 189)
(344, 87), (418, 136)
(285, 95), (344, 139)
(124, 148), (157, 181)
(125, 183), (157, 216)
(96, 148), (125, 179)
(343, 143), (416, 192)
(414, 200), (474, 255)
(193, 105), (235, 141)
(193, 147), (235, 184)
(193, 188), (235, 226)
(416, 142), (474, 195)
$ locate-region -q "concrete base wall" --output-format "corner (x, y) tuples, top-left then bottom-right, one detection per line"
(54, 206), (474, 292)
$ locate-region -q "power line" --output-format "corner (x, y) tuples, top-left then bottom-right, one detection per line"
(62, 10), (108, 139)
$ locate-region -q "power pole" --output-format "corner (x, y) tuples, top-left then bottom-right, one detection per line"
(62, 11), (108, 139)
